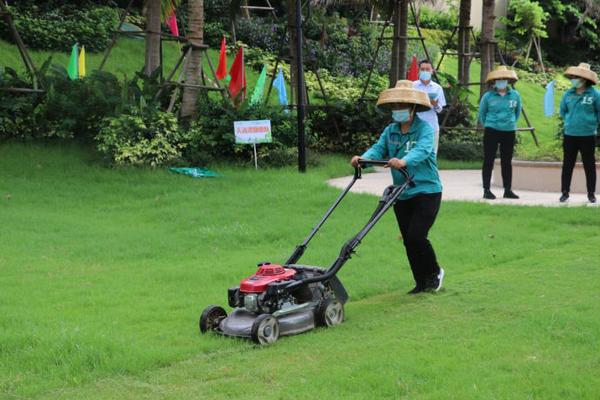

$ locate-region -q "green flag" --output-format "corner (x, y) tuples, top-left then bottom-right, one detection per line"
(68, 43), (79, 80)
(250, 65), (267, 105)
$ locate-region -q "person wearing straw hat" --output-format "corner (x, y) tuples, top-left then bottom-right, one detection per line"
(350, 80), (444, 294)
(559, 62), (600, 203)
(478, 66), (522, 200)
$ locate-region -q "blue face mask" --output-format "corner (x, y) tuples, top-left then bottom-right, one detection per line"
(419, 71), (432, 82)
(571, 78), (583, 89)
(392, 109), (411, 123)
(495, 80), (508, 90)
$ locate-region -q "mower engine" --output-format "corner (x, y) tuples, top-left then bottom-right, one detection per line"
(230, 263), (297, 313)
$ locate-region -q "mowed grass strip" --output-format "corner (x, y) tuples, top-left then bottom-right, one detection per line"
(0, 143), (598, 399)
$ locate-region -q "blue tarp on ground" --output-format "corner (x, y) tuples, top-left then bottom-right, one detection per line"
(169, 167), (221, 178)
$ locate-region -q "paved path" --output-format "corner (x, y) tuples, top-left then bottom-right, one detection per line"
(327, 168), (599, 208)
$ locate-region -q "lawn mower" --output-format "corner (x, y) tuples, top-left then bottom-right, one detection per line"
(199, 159), (414, 344)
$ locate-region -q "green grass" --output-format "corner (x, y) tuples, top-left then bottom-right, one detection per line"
(1, 142), (599, 399)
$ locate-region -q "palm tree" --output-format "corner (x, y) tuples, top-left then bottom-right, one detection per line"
(145, 0), (182, 77)
(181, 0), (204, 120)
(145, 0), (162, 76)
(457, 0), (471, 85)
(479, 0), (495, 98)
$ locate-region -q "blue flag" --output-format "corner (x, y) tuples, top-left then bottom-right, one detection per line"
(273, 68), (288, 112)
(544, 80), (555, 117)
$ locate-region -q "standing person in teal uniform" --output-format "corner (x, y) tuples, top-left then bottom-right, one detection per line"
(350, 80), (444, 294)
(478, 66), (522, 200)
(559, 63), (600, 203)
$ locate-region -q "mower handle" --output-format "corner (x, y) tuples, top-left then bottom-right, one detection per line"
(357, 158), (411, 181)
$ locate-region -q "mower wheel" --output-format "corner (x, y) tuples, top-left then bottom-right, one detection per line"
(250, 314), (280, 345)
(199, 305), (227, 334)
(316, 298), (344, 327)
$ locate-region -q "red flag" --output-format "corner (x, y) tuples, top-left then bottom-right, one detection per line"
(166, 11), (179, 37)
(216, 37), (227, 80)
(228, 47), (246, 102)
(407, 54), (419, 81)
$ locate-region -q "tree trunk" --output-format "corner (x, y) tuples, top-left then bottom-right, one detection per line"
(241, 0), (251, 18)
(389, 0), (408, 87)
(181, 0), (204, 121)
(479, 0), (495, 98)
(144, 0), (162, 77)
(457, 0), (471, 86)
(287, 0), (306, 105)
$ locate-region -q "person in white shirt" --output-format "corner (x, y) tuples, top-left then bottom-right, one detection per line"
(412, 60), (446, 154)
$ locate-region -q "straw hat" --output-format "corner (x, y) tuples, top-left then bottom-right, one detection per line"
(564, 63), (598, 85)
(376, 80), (432, 112)
(485, 66), (518, 83)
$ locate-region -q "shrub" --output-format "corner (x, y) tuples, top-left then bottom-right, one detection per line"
(0, 4), (119, 52)
(96, 109), (190, 167)
(186, 99), (300, 167)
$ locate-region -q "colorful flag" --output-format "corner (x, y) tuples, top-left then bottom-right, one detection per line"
(216, 37), (227, 80)
(544, 80), (555, 117)
(407, 54), (418, 81)
(273, 68), (288, 112)
(68, 43), (79, 80)
(78, 46), (86, 78)
(250, 65), (267, 106)
(166, 11), (179, 37)
(228, 46), (246, 103)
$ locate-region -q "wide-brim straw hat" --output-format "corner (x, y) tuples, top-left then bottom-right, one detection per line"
(564, 63), (598, 84)
(485, 66), (518, 83)
(376, 80), (432, 112)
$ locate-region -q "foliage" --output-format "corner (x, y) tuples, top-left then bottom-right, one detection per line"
(411, 5), (457, 30)
(0, 4), (119, 52)
(96, 109), (190, 167)
(502, 0), (550, 40)
(187, 98), (300, 167)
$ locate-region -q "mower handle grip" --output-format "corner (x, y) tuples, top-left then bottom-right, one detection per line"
(357, 158), (411, 181)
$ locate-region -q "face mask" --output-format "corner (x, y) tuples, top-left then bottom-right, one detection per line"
(495, 80), (508, 90)
(571, 78), (583, 89)
(419, 71), (432, 81)
(392, 109), (411, 123)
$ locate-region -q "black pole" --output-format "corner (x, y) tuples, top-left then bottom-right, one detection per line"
(295, 0), (306, 172)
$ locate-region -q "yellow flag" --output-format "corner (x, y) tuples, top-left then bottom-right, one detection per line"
(78, 46), (86, 78)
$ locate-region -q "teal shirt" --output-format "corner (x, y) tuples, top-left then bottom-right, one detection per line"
(478, 88), (522, 132)
(559, 87), (600, 136)
(361, 116), (442, 200)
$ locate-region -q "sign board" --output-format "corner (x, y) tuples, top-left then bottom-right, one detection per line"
(234, 120), (272, 144)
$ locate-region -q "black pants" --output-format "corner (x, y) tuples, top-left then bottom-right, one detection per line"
(393, 193), (442, 285)
(482, 128), (516, 190)
(561, 135), (596, 194)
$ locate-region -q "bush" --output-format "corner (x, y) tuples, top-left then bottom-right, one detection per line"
(412, 5), (457, 31)
(0, 4), (119, 52)
(186, 98), (300, 167)
(96, 109), (190, 167)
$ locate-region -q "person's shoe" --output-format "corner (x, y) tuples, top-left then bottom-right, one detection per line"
(503, 190), (519, 199)
(559, 192), (569, 202)
(424, 268), (445, 292)
(483, 190), (496, 200)
(588, 193), (597, 203)
(407, 284), (424, 295)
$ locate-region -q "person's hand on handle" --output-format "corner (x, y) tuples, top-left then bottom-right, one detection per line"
(350, 155), (361, 167)
(385, 158), (406, 170)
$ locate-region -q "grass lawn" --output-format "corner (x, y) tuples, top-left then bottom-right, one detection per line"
(1, 142), (599, 399)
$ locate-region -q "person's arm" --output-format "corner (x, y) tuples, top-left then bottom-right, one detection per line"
(515, 91), (522, 121)
(595, 89), (600, 122)
(361, 127), (389, 161)
(478, 93), (488, 126)
(559, 92), (568, 119)
(436, 85), (446, 113)
(401, 125), (434, 166)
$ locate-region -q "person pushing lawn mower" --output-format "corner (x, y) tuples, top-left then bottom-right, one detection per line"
(351, 80), (444, 294)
